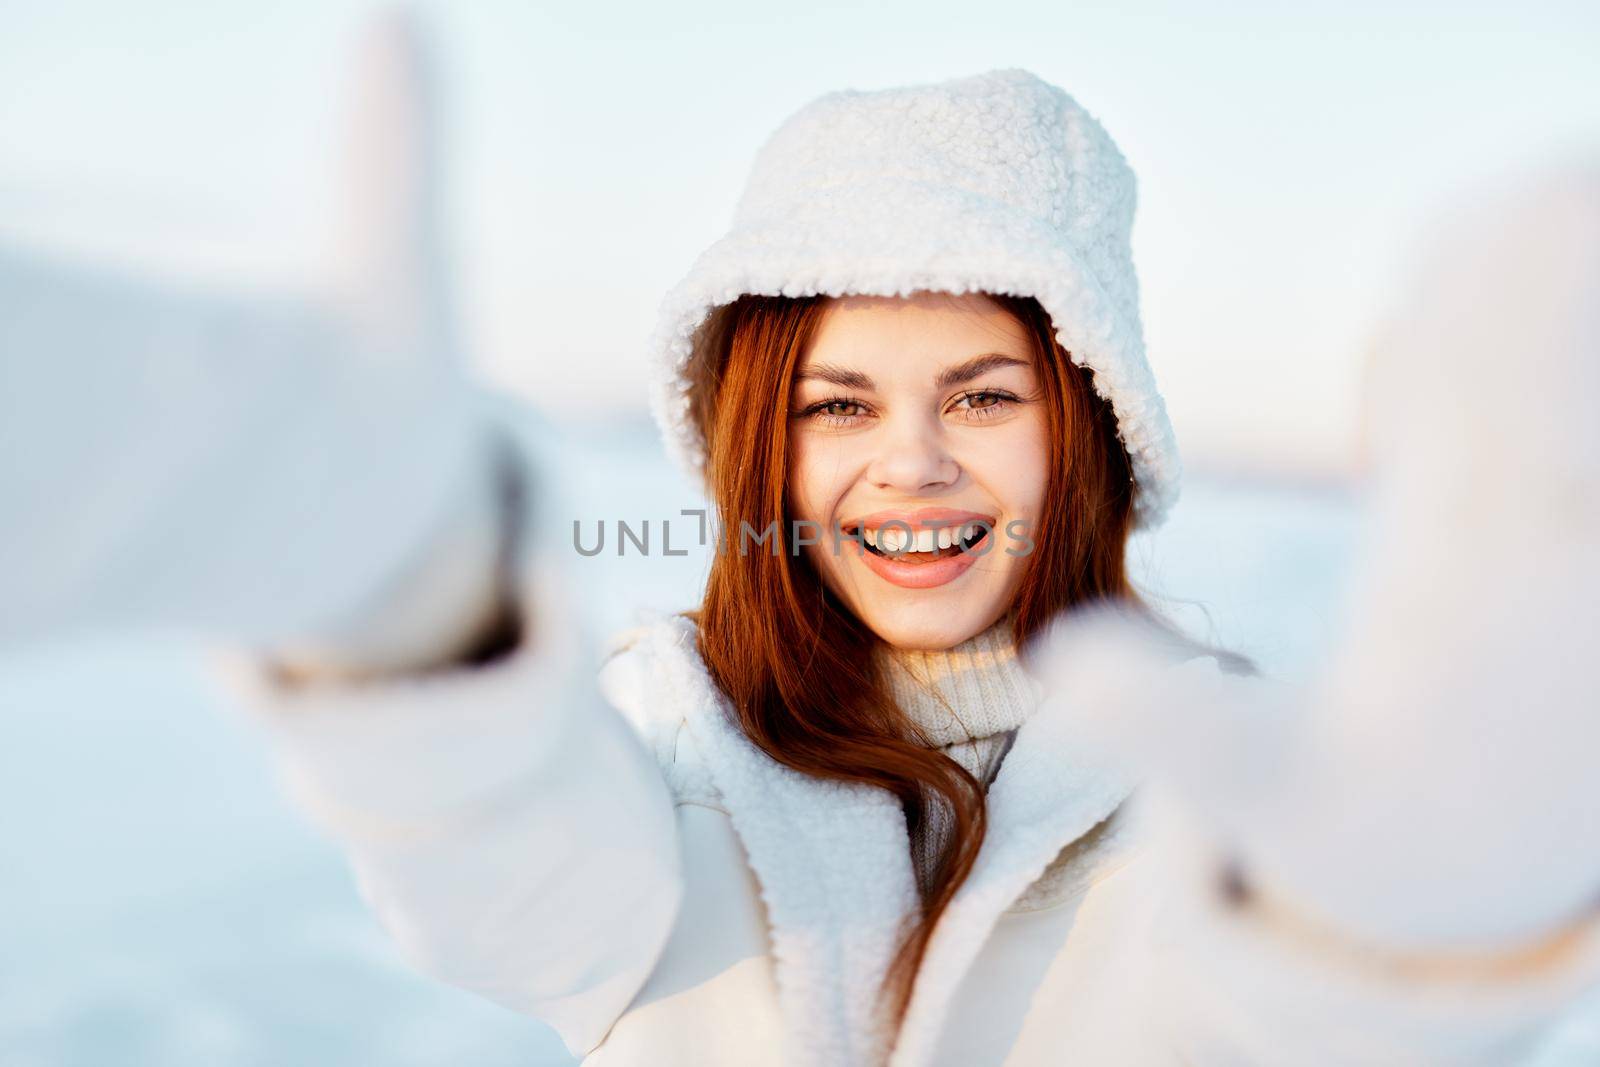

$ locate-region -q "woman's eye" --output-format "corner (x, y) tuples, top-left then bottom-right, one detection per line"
(795, 396), (871, 426)
(951, 390), (1017, 418)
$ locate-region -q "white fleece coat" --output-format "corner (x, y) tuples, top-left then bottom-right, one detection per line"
(221, 525), (1600, 1067)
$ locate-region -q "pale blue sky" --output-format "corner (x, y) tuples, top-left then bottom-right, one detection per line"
(3, 0), (1597, 473)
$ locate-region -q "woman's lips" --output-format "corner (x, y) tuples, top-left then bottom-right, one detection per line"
(846, 524), (995, 590)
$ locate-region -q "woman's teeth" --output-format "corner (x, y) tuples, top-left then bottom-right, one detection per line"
(862, 523), (986, 554)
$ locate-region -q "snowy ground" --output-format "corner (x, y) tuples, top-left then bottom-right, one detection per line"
(2, 414), (1595, 1066)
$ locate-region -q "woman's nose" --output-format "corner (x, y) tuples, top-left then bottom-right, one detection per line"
(864, 415), (959, 492)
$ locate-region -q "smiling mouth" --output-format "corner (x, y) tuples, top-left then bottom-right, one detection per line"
(844, 521), (991, 561)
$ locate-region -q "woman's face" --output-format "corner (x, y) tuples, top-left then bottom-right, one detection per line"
(786, 290), (1049, 650)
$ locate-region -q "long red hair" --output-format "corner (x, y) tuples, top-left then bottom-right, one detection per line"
(685, 291), (1243, 1026)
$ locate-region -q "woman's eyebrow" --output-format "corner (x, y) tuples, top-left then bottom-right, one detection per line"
(794, 362), (875, 389)
(794, 352), (1028, 391)
(934, 352), (1029, 389)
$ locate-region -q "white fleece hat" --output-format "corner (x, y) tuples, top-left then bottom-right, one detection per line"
(648, 68), (1180, 530)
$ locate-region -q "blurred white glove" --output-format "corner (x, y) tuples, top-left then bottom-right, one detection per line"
(0, 11), (501, 663)
(1030, 162), (1600, 953)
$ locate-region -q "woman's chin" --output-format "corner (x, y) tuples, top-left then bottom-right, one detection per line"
(854, 600), (1009, 651)
(813, 548), (1020, 649)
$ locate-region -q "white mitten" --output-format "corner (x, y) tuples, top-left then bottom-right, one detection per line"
(1029, 163), (1600, 956)
(0, 11), (489, 654)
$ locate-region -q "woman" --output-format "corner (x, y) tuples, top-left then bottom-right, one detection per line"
(247, 68), (1253, 1064)
(223, 68), (1600, 1066)
(8, 25), (1599, 1063)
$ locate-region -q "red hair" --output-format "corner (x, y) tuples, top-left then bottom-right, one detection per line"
(684, 291), (1244, 1026)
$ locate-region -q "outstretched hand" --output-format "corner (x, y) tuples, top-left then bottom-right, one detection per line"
(0, 11), (489, 652)
(1028, 164), (1600, 954)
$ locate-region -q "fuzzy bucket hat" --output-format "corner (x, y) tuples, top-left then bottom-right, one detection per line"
(647, 68), (1180, 530)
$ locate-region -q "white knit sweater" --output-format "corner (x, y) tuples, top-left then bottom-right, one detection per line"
(877, 619), (1038, 899)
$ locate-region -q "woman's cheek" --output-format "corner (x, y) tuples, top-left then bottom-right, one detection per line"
(1011, 414), (1052, 503)
(787, 445), (821, 524)
(969, 424), (1046, 503)
(786, 449), (836, 562)
(791, 435), (856, 520)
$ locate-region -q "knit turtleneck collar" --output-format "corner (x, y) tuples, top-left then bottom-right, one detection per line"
(875, 616), (1042, 748)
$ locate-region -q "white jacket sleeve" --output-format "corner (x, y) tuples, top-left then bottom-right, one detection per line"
(5, 16), (686, 1054)
(212, 533), (686, 1058)
(1132, 783), (1600, 1067)
(1032, 164), (1600, 1065)
(1034, 622), (1600, 1067)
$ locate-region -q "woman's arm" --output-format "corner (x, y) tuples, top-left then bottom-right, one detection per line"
(1140, 813), (1600, 1066)
(1034, 626), (1600, 1067)
(212, 428), (686, 1056)
(1032, 164), (1600, 1064)
(220, 628), (685, 1058)
(3, 17), (686, 1054)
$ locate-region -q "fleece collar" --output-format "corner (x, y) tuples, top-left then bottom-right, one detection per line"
(886, 685), (1136, 1067)
(647, 616), (1136, 1067)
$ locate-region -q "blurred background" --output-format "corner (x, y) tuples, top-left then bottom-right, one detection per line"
(1, 1), (1597, 1064)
